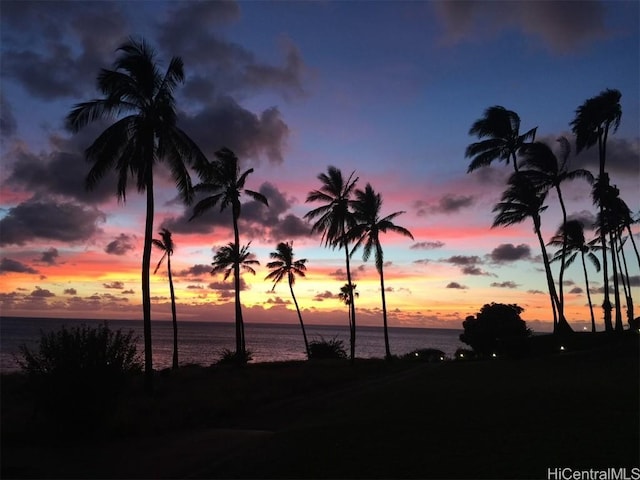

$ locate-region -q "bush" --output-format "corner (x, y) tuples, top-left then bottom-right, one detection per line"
(460, 303), (532, 358)
(217, 348), (253, 366)
(308, 336), (348, 360)
(402, 348), (446, 362)
(17, 322), (141, 436)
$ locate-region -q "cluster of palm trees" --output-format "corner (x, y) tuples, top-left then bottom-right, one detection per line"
(465, 91), (638, 337)
(66, 38), (415, 390)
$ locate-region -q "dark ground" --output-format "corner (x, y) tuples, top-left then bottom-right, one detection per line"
(1, 332), (638, 479)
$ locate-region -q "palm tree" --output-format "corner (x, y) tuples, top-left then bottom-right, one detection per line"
(305, 166), (359, 361)
(66, 38), (206, 392)
(153, 228), (179, 369)
(465, 106), (537, 173)
(492, 173), (572, 335)
(549, 220), (601, 332)
(191, 148), (268, 356)
(265, 242), (310, 357)
(348, 184), (414, 360)
(211, 242), (259, 360)
(570, 88), (622, 332)
(520, 138), (594, 322)
(339, 283), (359, 335)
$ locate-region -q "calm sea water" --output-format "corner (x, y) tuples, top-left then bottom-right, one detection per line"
(0, 316), (465, 373)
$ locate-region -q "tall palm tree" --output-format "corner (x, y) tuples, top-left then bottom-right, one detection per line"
(265, 242), (310, 357)
(520, 138), (594, 322)
(191, 148), (268, 356)
(570, 88), (622, 332)
(549, 220), (601, 332)
(492, 173), (572, 335)
(66, 38), (206, 392)
(348, 184), (414, 360)
(465, 106), (537, 173)
(305, 166), (359, 361)
(152, 228), (179, 369)
(211, 242), (259, 360)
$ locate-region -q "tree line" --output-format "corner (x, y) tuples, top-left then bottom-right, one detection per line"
(66, 38), (637, 392)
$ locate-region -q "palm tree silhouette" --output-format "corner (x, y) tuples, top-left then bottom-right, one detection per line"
(465, 106), (537, 173)
(520, 138), (594, 323)
(492, 173), (572, 335)
(211, 242), (259, 361)
(339, 283), (359, 336)
(66, 38), (206, 391)
(153, 228), (179, 369)
(265, 242), (310, 358)
(191, 148), (268, 356)
(305, 166), (359, 361)
(348, 183), (414, 360)
(570, 88), (622, 332)
(549, 220), (601, 332)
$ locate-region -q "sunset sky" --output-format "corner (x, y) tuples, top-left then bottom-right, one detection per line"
(1, 0), (638, 332)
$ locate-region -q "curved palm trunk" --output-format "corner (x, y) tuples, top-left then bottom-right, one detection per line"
(625, 224), (640, 269)
(609, 229), (623, 331)
(555, 186), (569, 322)
(343, 241), (356, 362)
(167, 254), (178, 369)
(378, 261), (391, 360)
(581, 251), (597, 333)
(534, 218), (572, 335)
(618, 236), (635, 326)
(232, 213), (245, 356)
(289, 276), (310, 358)
(142, 172), (154, 393)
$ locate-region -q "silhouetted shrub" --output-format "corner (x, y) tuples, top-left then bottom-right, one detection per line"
(403, 348), (445, 362)
(17, 323), (141, 436)
(308, 337), (348, 360)
(460, 303), (532, 357)
(217, 348), (253, 365)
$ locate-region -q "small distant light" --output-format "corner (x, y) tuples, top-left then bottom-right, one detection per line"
(459, 353), (464, 358)
(414, 352), (419, 357)
(560, 345), (565, 351)
(583, 327), (588, 331)
(491, 353), (497, 358)
(439, 356), (444, 361)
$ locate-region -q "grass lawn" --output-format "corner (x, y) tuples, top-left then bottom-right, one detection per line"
(1, 332), (638, 479)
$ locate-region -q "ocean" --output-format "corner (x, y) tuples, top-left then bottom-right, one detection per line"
(0, 316), (466, 373)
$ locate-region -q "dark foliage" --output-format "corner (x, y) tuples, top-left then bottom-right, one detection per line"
(460, 303), (532, 357)
(217, 348), (253, 366)
(17, 323), (141, 437)
(308, 337), (348, 360)
(402, 348), (446, 362)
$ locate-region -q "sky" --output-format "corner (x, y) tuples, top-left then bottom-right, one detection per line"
(0, 0), (638, 333)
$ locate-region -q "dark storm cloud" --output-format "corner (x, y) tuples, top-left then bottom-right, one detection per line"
(411, 241), (445, 250)
(156, 1), (308, 100)
(30, 286), (55, 298)
(489, 243), (531, 263)
(415, 194), (475, 216)
(490, 281), (519, 289)
(434, 0), (609, 53)
(0, 93), (17, 138)
(177, 264), (213, 278)
(0, 196), (105, 246)
(571, 137), (640, 177)
(105, 234), (136, 256)
(442, 255), (482, 266)
(0, 258), (39, 275)
(1, 1), (129, 99)
(39, 248), (59, 265)
(179, 97), (289, 165)
(446, 282), (467, 289)
(5, 129), (119, 204)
